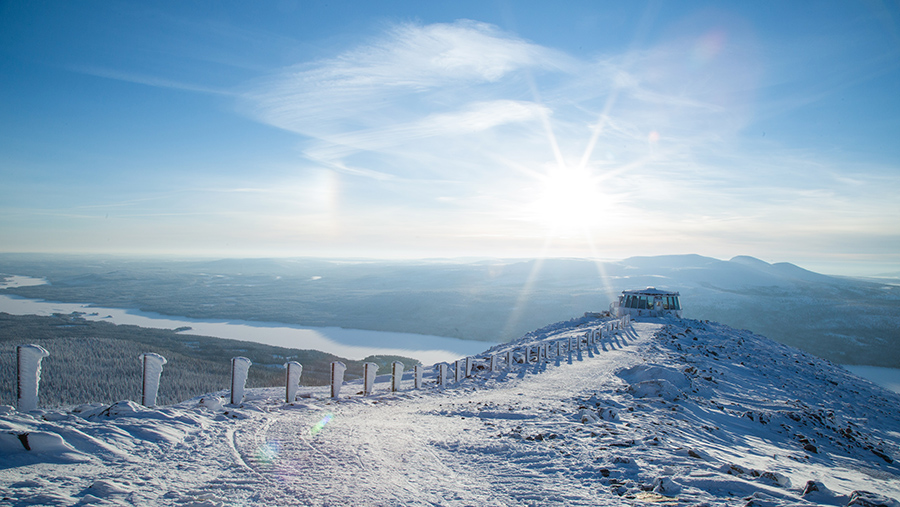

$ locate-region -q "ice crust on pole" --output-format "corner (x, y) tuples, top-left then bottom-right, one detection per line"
(17, 344), (49, 412)
(140, 353), (167, 407)
(391, 361), (404, 392)
(285, 361), (302, 403)
(331, 361), (346, 398)
(435, 363), (448, 386)
(363, 362), (378, 395)
(231, 357), (252, 405)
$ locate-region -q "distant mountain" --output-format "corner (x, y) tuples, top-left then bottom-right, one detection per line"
(2, 253), (898, 368)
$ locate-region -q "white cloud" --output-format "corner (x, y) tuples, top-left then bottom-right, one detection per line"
(70, 65), (233, 95)
(229, 19), (900, 264)
(244, 20), (568, 137)
(303, 100), (550, 162)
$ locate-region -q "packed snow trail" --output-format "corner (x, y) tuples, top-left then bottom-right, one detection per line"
(2, 317), (899, 506)
(221, 323), (646, 506)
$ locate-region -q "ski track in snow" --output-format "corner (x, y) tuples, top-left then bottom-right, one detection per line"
(2, 318), (899, 506)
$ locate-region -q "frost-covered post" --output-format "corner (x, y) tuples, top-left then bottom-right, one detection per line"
(435, 363), (448, 386)
(230, 356), (252, 405)
(140, 352), (167, 407)
(556, 340), (563, 357)
(285, 361), (302, 403)
(454, 359), (464, 383)
(363, 362), (378, 395)
(17, 344), (49, 412)
(490, 354), (498, 371)
(465, 356), (473, 377)
(391, 361), (404, 392)
(414, 364), (423, 389)
(505, 350), (512, 367)
(331, 361), (346, 398)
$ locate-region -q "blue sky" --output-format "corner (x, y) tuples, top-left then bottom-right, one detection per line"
(1, 1), (899, 275)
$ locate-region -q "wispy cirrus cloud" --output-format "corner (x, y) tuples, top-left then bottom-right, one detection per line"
(303, 99), (550, 162)
(233, 17), (897, 263)
(242, 20), (570, 168)
(70, 65), (235, 95)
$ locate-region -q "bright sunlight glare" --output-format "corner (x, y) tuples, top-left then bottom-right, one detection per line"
(528, 165), (608, 236)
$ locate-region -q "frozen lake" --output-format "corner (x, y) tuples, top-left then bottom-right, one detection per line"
(0, 275), (494, 365)
(843, 364), (900, 395)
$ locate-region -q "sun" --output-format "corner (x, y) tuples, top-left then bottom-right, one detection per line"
(527, 165), (607, 236)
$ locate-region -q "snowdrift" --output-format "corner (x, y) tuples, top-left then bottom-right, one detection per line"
(1, 316), (898, 506)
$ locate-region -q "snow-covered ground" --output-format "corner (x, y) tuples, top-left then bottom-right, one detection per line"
(2, 317), (898, 506)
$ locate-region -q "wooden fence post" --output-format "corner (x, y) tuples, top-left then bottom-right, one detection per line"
(331, 361), (346, 398)
(285, 361), (302, 403)
(392, 361), (404, 392)
(231, 357), (252, 405)
(363, 362), (378, 395)
(140, 352), (167, 407)
(436, 363), (448, 386)
(17, 344), (49, 412)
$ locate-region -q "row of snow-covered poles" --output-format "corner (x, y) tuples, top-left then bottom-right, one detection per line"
(12, 315), (630, 412)
(12, 345), (171, 412)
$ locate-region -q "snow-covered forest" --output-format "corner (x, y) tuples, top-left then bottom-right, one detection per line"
(2, 254), (899, 368)
(0, 313), (415, 407)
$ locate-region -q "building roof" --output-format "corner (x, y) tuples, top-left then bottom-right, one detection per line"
(621, 287), (680, 296)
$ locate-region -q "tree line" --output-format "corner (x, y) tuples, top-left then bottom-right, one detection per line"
(0, 312), (416, 408)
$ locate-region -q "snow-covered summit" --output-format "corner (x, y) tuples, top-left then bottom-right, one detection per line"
(1, 316), (898, 506)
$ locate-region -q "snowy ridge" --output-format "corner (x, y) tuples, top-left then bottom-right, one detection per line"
(1, 317), (899, 506)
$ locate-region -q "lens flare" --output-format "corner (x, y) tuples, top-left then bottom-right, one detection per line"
(310, 412), (334, 437)
(255, 440), (281, 465)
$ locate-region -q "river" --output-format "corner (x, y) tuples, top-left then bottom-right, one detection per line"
(0, 274), (493, 365)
